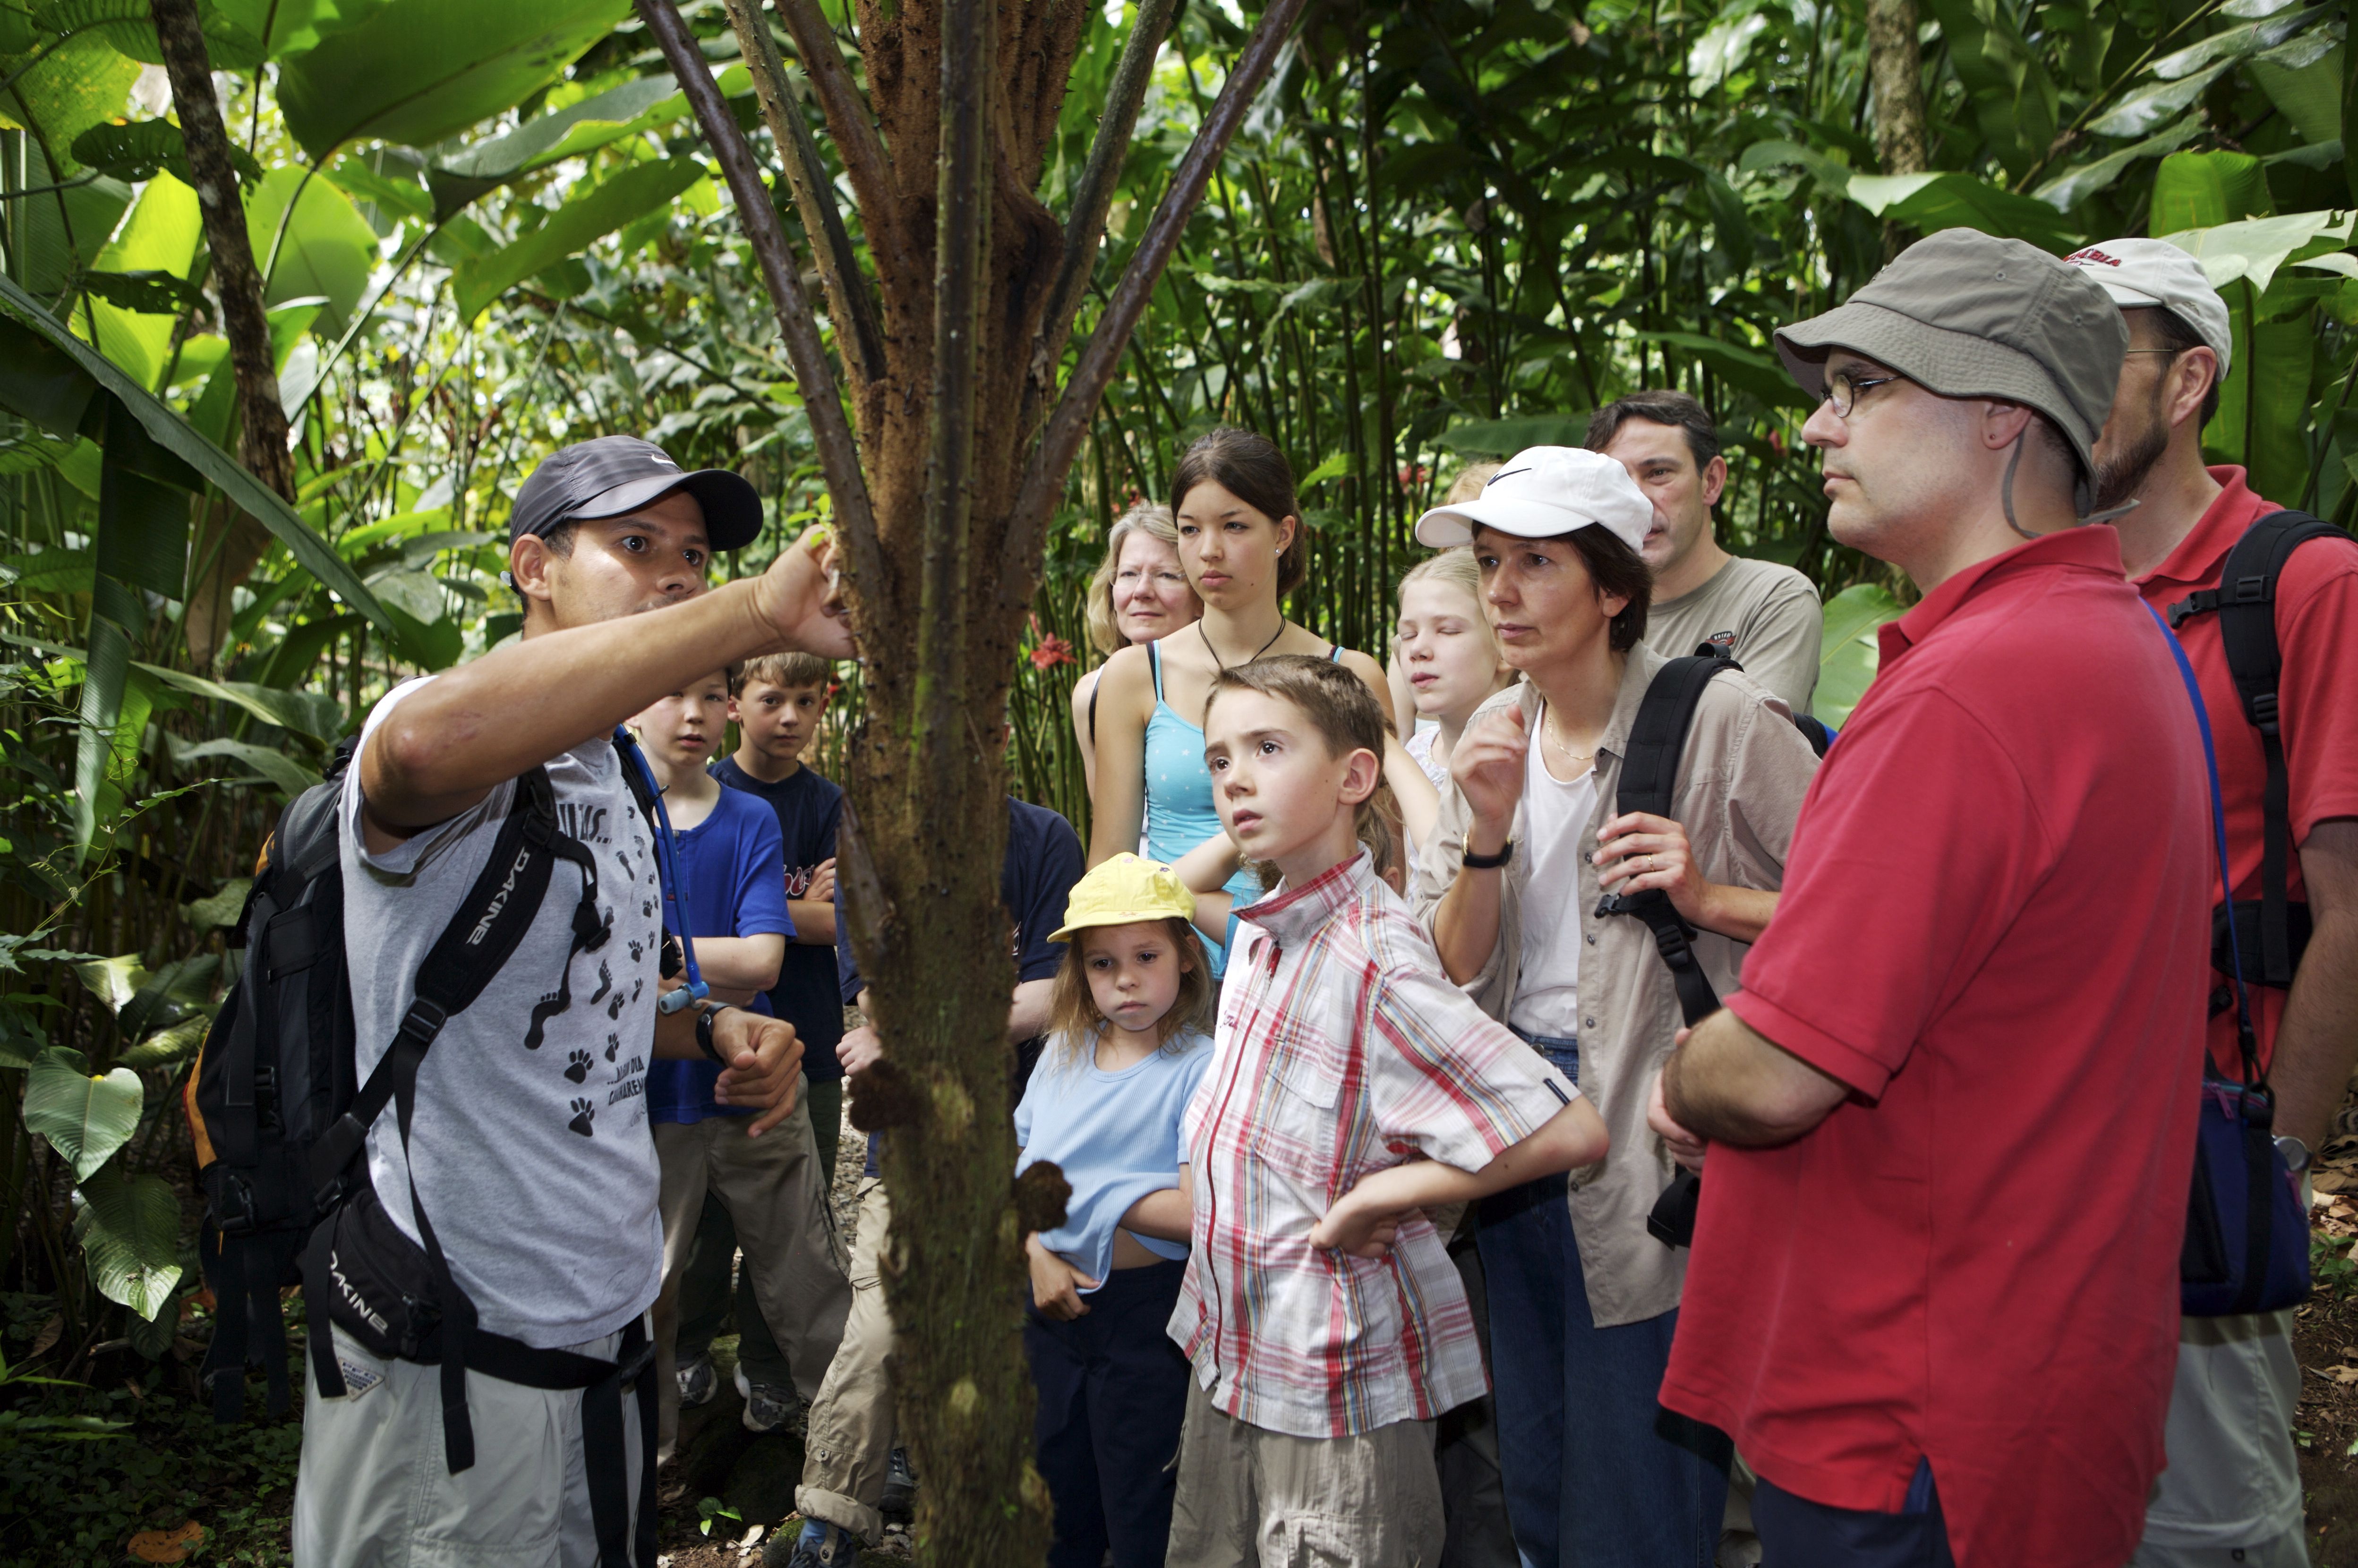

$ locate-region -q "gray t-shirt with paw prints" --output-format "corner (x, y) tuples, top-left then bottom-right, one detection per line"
(340, 678), (664, 1348)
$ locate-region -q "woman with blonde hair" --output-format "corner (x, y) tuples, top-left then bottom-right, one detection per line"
(1071, 502), (1202, 797)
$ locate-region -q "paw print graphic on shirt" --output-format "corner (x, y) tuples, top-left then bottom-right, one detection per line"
(629, 978), (642, 1004)
(628, 938), (644, 964)
(567, 1099), (596, 1137)
(607, 989), (627, 1020)
(564, 1049), (591, 1084)
(641, 897), (654, 919)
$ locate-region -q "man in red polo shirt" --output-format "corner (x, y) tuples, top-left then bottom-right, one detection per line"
(2073, 235), (2358, 1568)
(1647, 230), (2213, 1568)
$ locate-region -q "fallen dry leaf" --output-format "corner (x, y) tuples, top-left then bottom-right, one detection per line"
(128, 1521), (203, 1563)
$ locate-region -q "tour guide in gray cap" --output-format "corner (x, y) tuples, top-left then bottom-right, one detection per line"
(1646, 228), (2216, 1568)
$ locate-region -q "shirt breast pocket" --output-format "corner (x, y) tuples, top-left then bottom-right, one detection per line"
(1252, 1011), (1354, 1194)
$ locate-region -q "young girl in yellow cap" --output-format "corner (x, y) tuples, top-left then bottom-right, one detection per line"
(1016, 853), (1215, 1568)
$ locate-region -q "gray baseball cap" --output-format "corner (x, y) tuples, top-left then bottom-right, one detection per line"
(1775, 228), (2128, 507)
(508, 435), (763, 551)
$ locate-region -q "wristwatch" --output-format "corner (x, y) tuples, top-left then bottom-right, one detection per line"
(694, 1001), (735, 1065)
(1461, 839), (1514, 870)
(2274, 1134), (2311, 1176)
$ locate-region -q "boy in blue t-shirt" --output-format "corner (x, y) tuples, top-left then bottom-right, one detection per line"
(634, 669), (851, 1460)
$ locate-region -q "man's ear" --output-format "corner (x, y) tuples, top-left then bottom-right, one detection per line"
(1980, 400), (2038, 452)
(2166, 346), (2221, 433)
(509, 535), (559, 617)
(1700, 453), (1728, 509)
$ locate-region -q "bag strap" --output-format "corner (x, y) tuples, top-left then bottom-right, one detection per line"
(2147, 603), (2262, 1089)
(2167, 510), (2351, 985)
(1595, 653), (1739, 1028)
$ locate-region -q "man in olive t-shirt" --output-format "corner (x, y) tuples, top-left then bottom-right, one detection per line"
(1590, 390), (1823, 713)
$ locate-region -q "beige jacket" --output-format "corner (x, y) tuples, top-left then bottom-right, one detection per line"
(1410, 645), (1820, 1327)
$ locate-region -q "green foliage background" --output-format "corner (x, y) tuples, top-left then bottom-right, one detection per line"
(0, 0), (2351, 1558)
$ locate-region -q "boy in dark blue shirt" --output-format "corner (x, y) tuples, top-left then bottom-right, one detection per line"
(784, 797), (1085, 1567)
(635, 670), (850, 1457)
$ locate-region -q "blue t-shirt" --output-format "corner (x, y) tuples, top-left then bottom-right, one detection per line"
(648, 787), (793, 1125)
(1015, 1028), (1211, 1292)
(711, 756), (847, 1077)
(839, 797), (1086, 1175)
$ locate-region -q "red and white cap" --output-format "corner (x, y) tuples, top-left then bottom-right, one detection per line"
(2063, 238), (2234, 377)
(1414, 445), (1652, 554)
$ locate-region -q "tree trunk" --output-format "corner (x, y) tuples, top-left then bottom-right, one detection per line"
(645, 0), (1308, 1555)
(1865, 0), (1929, 176)
(150, 0), (294, 669)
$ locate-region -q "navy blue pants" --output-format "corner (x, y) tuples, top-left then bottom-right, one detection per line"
(1025, 1258), (1189, 1568)
(1755, 1458), (1955, 1568)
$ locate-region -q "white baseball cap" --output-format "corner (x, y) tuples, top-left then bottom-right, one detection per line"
(2062, 238), (2234, 378)
(1414, 445), (1652, 554)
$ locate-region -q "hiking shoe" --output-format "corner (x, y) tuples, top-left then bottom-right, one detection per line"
(675, 1350), (717, 1408)
(735, 1362), (805, 1435)
(769, 1519), (856, 1568)
(880, 1444), (918, 1519)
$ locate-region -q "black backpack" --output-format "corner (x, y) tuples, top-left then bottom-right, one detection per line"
(1593, 644), (1832, 1248)
(188, 728), (666, 1565)
(2166, 509), (2353, 996)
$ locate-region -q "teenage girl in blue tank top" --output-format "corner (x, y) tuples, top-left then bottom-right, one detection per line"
(1086, 427), (1436, 974)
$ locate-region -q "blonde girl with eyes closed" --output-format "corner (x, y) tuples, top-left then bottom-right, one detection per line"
(1071, 503), (1203, 799)
(1087, 427), (1436, 974)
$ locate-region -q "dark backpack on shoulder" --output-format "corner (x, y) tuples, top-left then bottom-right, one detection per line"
(2166, 509), (2353, 993)
(1595, 645), (1831, 1249)
(186, 728), (668, 1565)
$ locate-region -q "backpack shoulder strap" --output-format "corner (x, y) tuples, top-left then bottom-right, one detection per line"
(1600, 655), (1740, 1026)
(2166, 510), (2355, 984)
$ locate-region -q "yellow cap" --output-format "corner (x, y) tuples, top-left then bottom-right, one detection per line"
(1049, 853), (1196, 943)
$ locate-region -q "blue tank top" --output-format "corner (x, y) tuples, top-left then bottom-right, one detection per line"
(1142, 639), (1342, 976)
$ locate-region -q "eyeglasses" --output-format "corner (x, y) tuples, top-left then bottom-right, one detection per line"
(1824, 369), (1902, 419)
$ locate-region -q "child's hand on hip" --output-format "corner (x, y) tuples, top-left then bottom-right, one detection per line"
(1309, 1190), (1404, 1259)
(1026, 1236), (1098, 1320)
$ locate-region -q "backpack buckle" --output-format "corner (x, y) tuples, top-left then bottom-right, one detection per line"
(2227, 573), (2272, 606)
(2249, 690), (2280, 734)
(397, 999), (448, 1046)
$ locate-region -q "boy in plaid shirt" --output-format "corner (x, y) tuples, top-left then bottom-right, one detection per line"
(1167, 656), (1606, 1566)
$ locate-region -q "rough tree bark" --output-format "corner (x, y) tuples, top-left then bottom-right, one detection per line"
(149, 0), (294, 668)
(1865, 0), (1929, 177)
(638, 0), (1305, 1559)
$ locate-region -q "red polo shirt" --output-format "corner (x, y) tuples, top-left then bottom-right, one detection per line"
(2137, 467), (2358, 1074)
(1659, 527), (2211, 1568)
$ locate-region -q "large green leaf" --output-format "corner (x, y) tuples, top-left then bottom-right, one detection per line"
(426, 73), (687, 220)
(275, 0), (629, 160)
(1843, 172), (2083, 251)
(1435, 414), (1591, 456)
(0, 273), (394, 638)
(1815, 582), (1904, 728)
(2149, 150), (2273, 233)
(23, 1046), (143, 1180)
(77, 172), (203, 391)
(247, 168), (380, 335)
(453, 158), (706, 320)
(1636, 330), (1811, 410)
(73, 1165), (183, 1321)
(166, 734), (325, 796)
(139, 665), (346, 740)
(210, 0), (389, 60)
(2032, 119), (2205, 213)
(0, 32), (141, 170)
(2159, 210), (2355, 295)
(71, 118), (265, 189)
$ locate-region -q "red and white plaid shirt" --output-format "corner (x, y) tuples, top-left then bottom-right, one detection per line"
(1170, 852), (1577, 1439)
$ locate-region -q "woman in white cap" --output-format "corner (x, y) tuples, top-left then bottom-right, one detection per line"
(1087, 426), (1433, 973)
(1410, 446), (1820, 1568)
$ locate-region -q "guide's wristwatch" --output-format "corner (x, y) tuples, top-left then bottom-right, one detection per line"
(2274, 1133), (2311, 1176)
(695, 1001), (734, 1064)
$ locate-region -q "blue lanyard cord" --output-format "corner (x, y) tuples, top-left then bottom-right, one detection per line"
(614, 727), (707, 1012)
(2146, 604), (2258, 1082)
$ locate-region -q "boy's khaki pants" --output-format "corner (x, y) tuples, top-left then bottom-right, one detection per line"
(651, 1080), (850, 1461)
(796, 1177), (899, 1542)
(1167, 1376), (1444, 1568)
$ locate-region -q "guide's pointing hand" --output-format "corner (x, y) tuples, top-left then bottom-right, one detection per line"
(752, 526), (855, 660)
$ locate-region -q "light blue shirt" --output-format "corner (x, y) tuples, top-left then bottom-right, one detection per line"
(1014, 1028), (1213, 1292)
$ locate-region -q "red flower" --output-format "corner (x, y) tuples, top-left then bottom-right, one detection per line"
(1030, 634), (1077, 671)
(1399, 463), (1432, 487)
(1768, 429), (1787, 458)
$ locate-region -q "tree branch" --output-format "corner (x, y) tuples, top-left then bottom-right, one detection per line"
(149, 0), (292, 504)
(722, 0), (889, 386)
(1032, 0), (1177, 391)
(1000, 0), (1311, 599)
(769, 0), (912, 286)
(635, 0), (880, 589)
